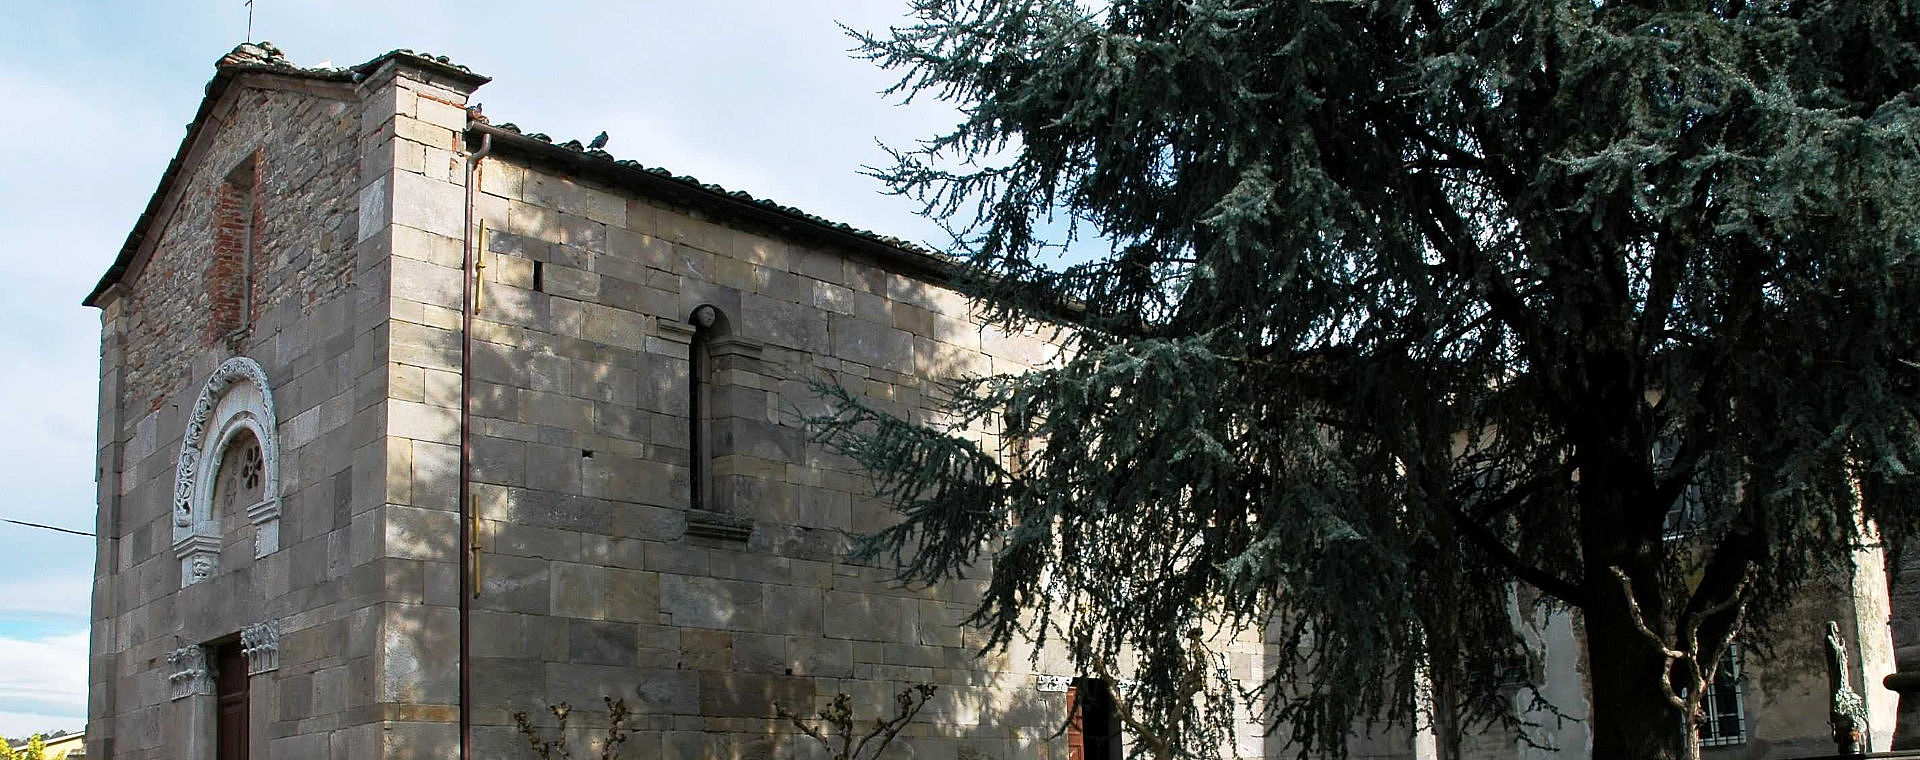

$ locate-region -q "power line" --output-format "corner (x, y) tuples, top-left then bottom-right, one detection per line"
(2, 519), (93, 538)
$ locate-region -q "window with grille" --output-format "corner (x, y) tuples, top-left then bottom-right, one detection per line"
(1656, 437), (1710, 539)
(1697, 645), (1747, 747)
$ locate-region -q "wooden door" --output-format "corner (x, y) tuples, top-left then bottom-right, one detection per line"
(215, 641), (249, 760)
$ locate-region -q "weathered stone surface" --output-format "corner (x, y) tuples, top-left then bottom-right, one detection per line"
(787, 636), (853, 678)
(380, 604), (459, 703)
(823, 591), (916, 643)
(679, 628), (733, 671)
(391, 167), (466, 238)
(742, 293), (829, 354)
(568, 619), (639, 666)
(479, 554), (551, 615)
(831, 314), (914, 372)
(661, 575), (761, 631)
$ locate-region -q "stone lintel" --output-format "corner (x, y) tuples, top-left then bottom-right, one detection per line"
(685, 509), (753, 542)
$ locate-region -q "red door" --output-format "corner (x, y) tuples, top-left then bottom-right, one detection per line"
(215, 641), (249, 760)
(1068, 678), (1119, 760)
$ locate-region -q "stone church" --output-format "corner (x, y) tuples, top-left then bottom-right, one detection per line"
(81, 43), (1917, 760)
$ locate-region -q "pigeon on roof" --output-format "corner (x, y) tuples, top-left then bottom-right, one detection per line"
(588, 131), (609, 151)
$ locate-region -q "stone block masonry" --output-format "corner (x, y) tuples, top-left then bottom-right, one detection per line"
(451, 142), (1249, 760)
(86, 49), (486, 760)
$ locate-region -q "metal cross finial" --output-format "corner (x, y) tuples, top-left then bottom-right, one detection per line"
(245, 0), (255, 42)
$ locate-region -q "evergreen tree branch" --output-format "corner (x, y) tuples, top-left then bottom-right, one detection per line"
(1439, 475), (1589, 607)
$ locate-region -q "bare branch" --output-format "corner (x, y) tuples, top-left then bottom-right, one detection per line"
(779, 684), (938, 760)
(1610, 566), (1690, 712)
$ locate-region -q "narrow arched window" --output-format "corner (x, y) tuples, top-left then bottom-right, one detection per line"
(688, 304), (723, 511)
(174, 356), (282, 586)
(213, 430), (265, 547)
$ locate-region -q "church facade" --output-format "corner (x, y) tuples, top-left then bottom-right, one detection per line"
(81, 43), (1162, 760)
(82, 44), (1907, 760)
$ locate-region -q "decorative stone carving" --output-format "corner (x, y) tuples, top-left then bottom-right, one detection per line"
(1828, 620), (1872, 754)
(190, 553), (215, 582)
(242, 620), (280, 675)
(167, 645), (213, 701)
(172, 356), (282, 586)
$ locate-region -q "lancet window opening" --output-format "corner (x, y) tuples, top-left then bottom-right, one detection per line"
(688, 304), (723, 511)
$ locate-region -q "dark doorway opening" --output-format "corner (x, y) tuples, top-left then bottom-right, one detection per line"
(1069, 677), (1121, 760)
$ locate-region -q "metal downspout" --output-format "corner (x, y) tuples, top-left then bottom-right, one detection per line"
(459, 126), (491, 760)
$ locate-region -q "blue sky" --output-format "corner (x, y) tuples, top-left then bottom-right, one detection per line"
(0, 0), (970, 738)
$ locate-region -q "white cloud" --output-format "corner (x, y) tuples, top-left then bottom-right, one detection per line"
(0, 577), (90, 621)
(0, 629), (88, 737)
(0, 711), (86, 743)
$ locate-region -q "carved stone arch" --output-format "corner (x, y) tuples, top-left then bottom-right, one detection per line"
(173, 356), (281, 587)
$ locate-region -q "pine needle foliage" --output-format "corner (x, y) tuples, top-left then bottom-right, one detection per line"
(814, 1), (1920, 758)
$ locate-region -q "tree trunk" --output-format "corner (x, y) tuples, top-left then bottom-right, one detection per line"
(1583, 577), (1691, 760)
(1560, 313), (1692, 759)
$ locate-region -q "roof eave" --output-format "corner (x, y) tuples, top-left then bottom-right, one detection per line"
(464, 121), (957, 284)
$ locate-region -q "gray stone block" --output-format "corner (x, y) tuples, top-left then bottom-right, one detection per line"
(631, 668), (701, 715)
(679, 628), (733, 670)
(470, 611), (527, 658)
(479, 554), (551, 615)
(824, 591), (916, 643)
(787, 636), (852, 678)
(608, 226), (674, 270)
(473, 656), (547, 712)
(379, 603), (459, 703)
(526, 444), (585, 494)
(569, 619), (639, 666)
(699, 672), (814, 718)
(742, 293), (829, 353)
(831, 315), (914, 372)
(384, 505), (458, 561)
(488, 488), (616, 534)
(733, 633), (787, 674)
(582, 454), (675, 506)
(470, 435), (527, 486)
(488, 522), (581, 561)
(661, 575), (762, 631)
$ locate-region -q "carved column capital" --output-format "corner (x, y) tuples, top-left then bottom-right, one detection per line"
(242, 620), (280, 675)
(167, 645), (213, 701)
